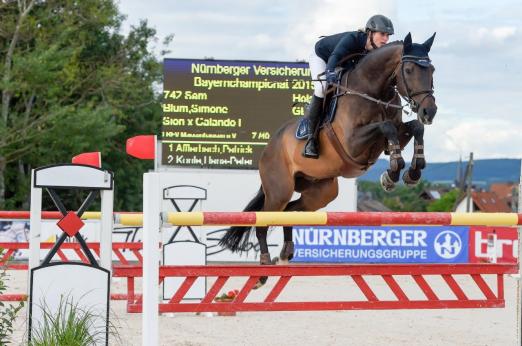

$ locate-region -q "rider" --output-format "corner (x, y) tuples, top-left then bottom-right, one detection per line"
(302, 14), (394, 158)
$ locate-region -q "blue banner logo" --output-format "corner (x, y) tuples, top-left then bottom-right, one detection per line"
(433, 230), (463, 259)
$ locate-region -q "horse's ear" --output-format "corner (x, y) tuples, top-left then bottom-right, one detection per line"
(403, 32), (412, 53)
(423, 32), (436, 52)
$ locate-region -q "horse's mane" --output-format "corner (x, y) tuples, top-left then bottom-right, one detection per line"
(362, 40), (402, 60)
(353, 40), (403, 72)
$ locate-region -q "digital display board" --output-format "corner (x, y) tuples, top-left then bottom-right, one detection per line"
(162, 58), (313, 169)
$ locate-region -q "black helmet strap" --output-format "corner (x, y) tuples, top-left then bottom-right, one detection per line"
(369, 31), (378, 50)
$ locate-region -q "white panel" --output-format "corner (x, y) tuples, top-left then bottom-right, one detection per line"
(34, 165), (112, 189)
(163, 242), (206, 300)
(30, 264), (109, 345)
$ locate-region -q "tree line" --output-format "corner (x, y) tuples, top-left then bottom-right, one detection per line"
(358, 180), (460, 212)
(0, 0), (172, 211)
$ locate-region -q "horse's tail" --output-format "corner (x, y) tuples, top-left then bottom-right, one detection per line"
(218, 186), (265, 253)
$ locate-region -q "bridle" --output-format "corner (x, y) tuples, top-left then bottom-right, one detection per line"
(397, 55), (435, 113)
(326, 52), (435, 114)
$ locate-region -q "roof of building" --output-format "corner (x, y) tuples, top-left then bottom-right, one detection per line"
(489, 182), (517, 200)
(420, 190), (441, 200)
(470, 191), (512, 212)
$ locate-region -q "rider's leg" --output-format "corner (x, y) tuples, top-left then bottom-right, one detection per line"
(303, 51), (326, 159)
(302, 96), (324, 158)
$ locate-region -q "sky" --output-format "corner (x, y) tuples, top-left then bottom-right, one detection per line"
(117, 0), (522, 163)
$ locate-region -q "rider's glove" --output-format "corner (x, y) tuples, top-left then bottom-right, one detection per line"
(325, 70), (337, 84)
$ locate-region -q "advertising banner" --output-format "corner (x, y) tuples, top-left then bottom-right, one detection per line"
(292, 226), (469, 263)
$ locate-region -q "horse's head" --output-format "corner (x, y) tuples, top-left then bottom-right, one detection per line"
(396, 33), (437, 125)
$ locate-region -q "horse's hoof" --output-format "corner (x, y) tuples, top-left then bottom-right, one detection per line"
(272, 257), (281, 264)
(253, 253), (272, 289)
(253, 276), (268, 289)
(380, 172), (395, 192)
(273, 256), (290, 265)
(402, 169), (420, 187)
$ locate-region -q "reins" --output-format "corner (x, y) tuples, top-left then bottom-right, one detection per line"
(329, 83), (403, 110)
(316, 53), (435, 112)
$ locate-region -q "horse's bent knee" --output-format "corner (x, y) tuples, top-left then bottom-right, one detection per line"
(307, 188), (338, 210)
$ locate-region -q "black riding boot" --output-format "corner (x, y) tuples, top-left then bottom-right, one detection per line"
(302, 95), (324, 158)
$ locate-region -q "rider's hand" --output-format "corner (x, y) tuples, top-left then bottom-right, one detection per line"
(325, 70), (337, 84)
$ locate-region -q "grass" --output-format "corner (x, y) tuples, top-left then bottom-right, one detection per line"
(29, 295), (109, 346)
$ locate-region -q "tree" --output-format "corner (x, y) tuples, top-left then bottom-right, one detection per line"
(427, 189), (460, 212)
(0, 0), (167, 210)
(358, 180), (430, 211)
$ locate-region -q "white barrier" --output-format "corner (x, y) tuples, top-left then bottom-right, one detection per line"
(28, 164), (114, 345)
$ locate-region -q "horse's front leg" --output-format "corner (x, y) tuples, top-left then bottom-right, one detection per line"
(379, 120), (405, 191)
(347, 120), (404, 191)
(399, 120), (425, 186)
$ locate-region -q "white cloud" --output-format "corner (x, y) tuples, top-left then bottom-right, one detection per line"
(282, 1), (397, 59)
(421, 115), (522, 162)
(474, 26), (518, 46)
(493, 26), (517, 39)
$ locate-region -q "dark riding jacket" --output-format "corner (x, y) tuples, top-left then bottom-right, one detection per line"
(315, 31), (367, 71)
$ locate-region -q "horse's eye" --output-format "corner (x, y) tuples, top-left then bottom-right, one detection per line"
(405, 67), (413, 74)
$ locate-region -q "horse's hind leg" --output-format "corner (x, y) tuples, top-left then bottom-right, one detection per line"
(400, 120), (425, 186)
(277, 178), (339, 264)
(254, 162), (295, 287)
(279, 226), (294, 264)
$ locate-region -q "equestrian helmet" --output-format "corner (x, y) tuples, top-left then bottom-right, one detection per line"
(366, 15), (394, 35)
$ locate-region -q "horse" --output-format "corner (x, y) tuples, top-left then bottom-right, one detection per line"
(219, 33), (437, 286)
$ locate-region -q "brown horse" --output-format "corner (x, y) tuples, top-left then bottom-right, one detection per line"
(220, 33), (437, 285)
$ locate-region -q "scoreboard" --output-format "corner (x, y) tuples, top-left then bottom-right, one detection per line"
(162, 58), (313, 169)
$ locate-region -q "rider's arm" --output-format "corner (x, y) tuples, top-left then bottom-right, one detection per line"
(326, 32), (365, 72)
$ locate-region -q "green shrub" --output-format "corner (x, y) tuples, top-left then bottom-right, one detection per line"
(427, 189), (461, 212)
(0, 257), (24, 344)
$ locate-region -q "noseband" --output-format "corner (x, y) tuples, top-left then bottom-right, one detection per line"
(399, 55), (435, 113)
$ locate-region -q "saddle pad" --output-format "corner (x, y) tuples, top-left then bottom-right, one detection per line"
(295, 95), (339, 140)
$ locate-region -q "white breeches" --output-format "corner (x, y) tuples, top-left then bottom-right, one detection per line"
(308, 51), (327, 98)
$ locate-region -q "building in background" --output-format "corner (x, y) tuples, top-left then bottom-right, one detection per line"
(453, 191), (512, 213)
